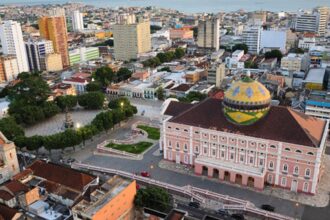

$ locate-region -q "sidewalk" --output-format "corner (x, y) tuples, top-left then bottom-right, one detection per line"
(159, 156), (330, 207)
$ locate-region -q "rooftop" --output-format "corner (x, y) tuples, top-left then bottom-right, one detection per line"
(167, 98), (326, 147)
(305, 68), (326, 84)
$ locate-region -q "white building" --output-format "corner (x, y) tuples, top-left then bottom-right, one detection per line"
(225, 50), (245, 69)
(242, 26), (262, 54)
(298, 34), (316, 50)
(197, 16), (220, 51)
(72, 10), (84, 32)
(25, 38), (54, 72)
(260, 30), (287, 53)
(295, 7), (329, 36)
(0, 20), (29, 73)
(281, 53), (310, 72)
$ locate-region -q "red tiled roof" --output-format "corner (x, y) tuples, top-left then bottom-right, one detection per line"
(63, 77), (90, 83)
(164, 101), (193, 117)
(171, 84), (193, 92)
(0, 180), (29, 201)
(28, 160), (96, 192)
(168, 98), (326, 147)
(0, 204), (20, 220)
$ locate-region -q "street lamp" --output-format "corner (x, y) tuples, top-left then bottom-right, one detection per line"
(120, 102), (124, 108)
(76, 122), (81, 129)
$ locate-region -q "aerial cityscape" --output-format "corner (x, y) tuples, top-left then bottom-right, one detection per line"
(0, 1), (329, 220)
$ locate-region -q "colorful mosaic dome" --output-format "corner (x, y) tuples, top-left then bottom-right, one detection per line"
(223, 76), (271, 125)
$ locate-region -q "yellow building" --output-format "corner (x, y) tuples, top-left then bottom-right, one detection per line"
(72, 175), (136, 220)
(113, 19), (151, 61)
(40, 53), (63, 72)
(39, 16), (69, 67)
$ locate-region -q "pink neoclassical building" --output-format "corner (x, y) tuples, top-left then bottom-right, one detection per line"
(160, 77), (328, 195)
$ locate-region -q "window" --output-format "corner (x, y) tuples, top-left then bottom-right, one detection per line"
(305, 168), (311, 177)
(204, 147), (208, 155)
(221, 151), (225, 158)
(240, 140), (245, 144)
(281, 177), (287, 187)
(195, 131), (199, 134)
(250, 142), (256, 146)
(303, 182), (309, 192)
(168, 151), (172, 160)
(195, 146), (199, 153)
(284, 148), (291, 152)
(212, 149), (216, 157)
(184, 155), (189, 164)
(213, 135), (217, 139)
(230, 153), (234, 160)
(176, 128), (180, 131)
(283, 164), (288, 172)
(259, 159), (264, 166)
(176, 142), (180, 149)
(267, 174), (273, 184)
(240, 155), (244, 162)
(184, 129), (188, 132)
(269, 161), (274, 169)
(269, 145), (276, 149)
(307, 152), (314, 155)
(167, 126), (172, 129)
(294, 166), (299, 175)
(184, 144), (188, 151)
(249, 157), (254, 164)
(168, 140), (172, 147)
(296, 150), (302, 153)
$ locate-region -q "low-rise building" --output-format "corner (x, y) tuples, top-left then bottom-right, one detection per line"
(298, 33), (316, 50)
(72, 175), (136, 220)
(225, 50), (245, 69)
(0, 55), (19, 82)
(305, 90), (330, 119)
(258, 58), (277, 70)
(304, 68), (326, 90)
(281, 53), (309, 72)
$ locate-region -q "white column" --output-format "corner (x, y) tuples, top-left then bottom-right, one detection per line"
(275, 142), (282, 185)
(189, 126), (193, 165)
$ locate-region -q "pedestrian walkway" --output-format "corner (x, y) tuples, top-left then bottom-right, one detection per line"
(159, 156), (330, 207)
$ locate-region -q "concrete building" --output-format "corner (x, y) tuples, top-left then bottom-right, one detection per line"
(25, 38), (54, 72)
(69, 47), (100, 65)
(242, 26), (262, 54)
(305, 90), (330, 119)
(295, 7), (329, 36)
(39, 16), (69, 67)
(0, 55), (19, 82)
(207, 62), (226, 88)
(161, 77), (328, 195)
(260, 30), (287, 53)
(113, 19), (151, 61)
(40, 53), (63, 72)
(197, 16), (220, 51)
(249, 11), (267, 25)
(72, 176), (136, 220)
(298, 33), (316, 50)
(281, 53), (309, 72)
(72, 10), (84, 32)
(0, 132), (20, 185)
(0, 20), (29, 73)
(225, 50), (245, 69)
(304, 68), (326, 90)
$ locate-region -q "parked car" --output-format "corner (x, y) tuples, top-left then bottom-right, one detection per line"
(261, 204), (275, 212)
(140, 171), (151, 177)
(188, 201), (200, 209)
(231, 213), (245, 220)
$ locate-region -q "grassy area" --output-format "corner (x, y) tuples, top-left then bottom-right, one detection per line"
(106, 141), (153, 154)
(137, 125), (160, 140)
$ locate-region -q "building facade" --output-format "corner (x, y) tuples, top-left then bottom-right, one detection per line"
(0, 132), (20, 185)
(170, 28), (194, 40)
(72, 10), (84, 32)
(25, 38), (54, 72)
(0, 55), (19, 82)
(0, 20), (29, 73)
(39, 16), (69, 67)
(69, 47), (100, 65)
(197, 16), (220, 51)
(161, 77), (328, 195)
(113, 19), (151, 61)
(295, 7), (329, 36)
(242, 26), (262, 54)
(207, 62), (226, 88)
(40, 53), (63, 72)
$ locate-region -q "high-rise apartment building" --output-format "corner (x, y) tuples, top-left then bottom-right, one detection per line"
(113, 18), (151, 61)
(39, 16), (70, 67)
(40, 53), (63, 72)
(295, 7), (329, 36)
(207, 62), (226, 88)
(0, 55), (19, 82)
(72, 10), (84, 32)
(242, 26), (262, 54)
(197, 16), (220, 51)
(48, 7), (66, 17)
(0, 20), (29, 73)
(25, 38), (54, 72)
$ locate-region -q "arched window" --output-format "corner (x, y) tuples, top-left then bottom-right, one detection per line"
(307, 152), (314, 155)
(283, 164), (288, 172)
(294, 166), (299, 175)
(303, 182), (309, 192)
(305, 168), (311, 177)
(269, 161), (274, 169)
(269, 145), (276, 149)
(295, 150), (302, 153)
(176, 142), (180, 149)
(284, 148), (291, 152)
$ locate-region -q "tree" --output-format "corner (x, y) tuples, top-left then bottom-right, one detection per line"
(108, 97), (131, 109)
(232, 43), (248, 53)
(0, 117), (25, 140)
(86, 81), (102, 92)
(94, 66), (114, 86)
(156, 87), (165, 100)
(159, 67), (171, 72)
(78, 125), (98, 145)
(116, 68), (132, 82)
(62, 129), (82, 151)
(264, 49), (283, 60)
(179, 91), (207, 103)
(25, 135), (43, 155)
(244, 60), (258, 69)
(78, 92), (105, 109)
(41, 102), (60, 118)
(55, 95), (78, 111)
(134, 187), (170, 212)
(174, 48), (185, 59)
